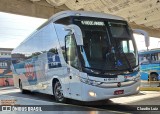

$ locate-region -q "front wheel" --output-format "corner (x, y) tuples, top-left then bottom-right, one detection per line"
(54, 81), (66, 102)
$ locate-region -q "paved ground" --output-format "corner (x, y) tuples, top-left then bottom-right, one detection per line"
(0, 86), (160, 114)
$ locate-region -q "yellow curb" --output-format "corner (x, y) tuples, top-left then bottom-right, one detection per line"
(140, 87), (160, 91)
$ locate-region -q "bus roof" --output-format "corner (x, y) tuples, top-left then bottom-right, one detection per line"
(49, 10), (125, 21)
(38, 10), (125, 30)
(139, 48), (160, 55)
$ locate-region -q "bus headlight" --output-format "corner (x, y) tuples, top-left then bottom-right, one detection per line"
(89, 91), (96, 97)
(80, 77), (102, 86)
(136, 86), (140, 91)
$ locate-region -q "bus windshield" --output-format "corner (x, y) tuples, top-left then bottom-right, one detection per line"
(73, 17), (138, 73)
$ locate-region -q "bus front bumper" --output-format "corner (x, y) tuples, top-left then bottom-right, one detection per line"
(81, 80), (140, 101)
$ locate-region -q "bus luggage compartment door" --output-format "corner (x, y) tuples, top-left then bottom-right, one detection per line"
(68, 67), (82, 100)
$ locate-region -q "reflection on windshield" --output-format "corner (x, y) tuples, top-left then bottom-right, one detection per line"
(73, 18), (138, 72)
(80, 30), (137, 71)
(108, 22), (130, 38)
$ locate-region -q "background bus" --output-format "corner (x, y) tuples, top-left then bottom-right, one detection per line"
(0, 48), (14, 87)
(139, 48), (160, 81)
(11, 11), (141, 102)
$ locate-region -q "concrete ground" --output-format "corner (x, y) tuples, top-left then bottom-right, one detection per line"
(140, 80), (160, 91)
(0, 86), (160, 114)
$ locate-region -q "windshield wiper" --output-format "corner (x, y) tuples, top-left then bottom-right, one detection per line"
(83, 66), (131, 75)
(83, 66), (118, 73)
(123, 53), (133, 72)
(83, 66), (104, 72)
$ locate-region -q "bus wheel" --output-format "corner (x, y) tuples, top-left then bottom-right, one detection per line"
(19, 80), (24, 94)
(150, 73), (158, 81)
(19, 80), (28, 94)
(54, 81), (66, 102)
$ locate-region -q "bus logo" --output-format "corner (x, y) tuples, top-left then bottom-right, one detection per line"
(2, 106), (11, 111)
(47, 53), (62, 69)
(25, 63), (37, 85)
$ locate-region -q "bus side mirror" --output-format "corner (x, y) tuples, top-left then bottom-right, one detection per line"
(132, 29), (150, 48)
(64, 24), (83, 46)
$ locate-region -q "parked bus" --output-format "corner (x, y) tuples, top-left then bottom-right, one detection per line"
(139, 49), (160, 81)
(12, 10), (143, 102)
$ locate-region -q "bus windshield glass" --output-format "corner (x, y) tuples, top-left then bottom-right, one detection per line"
(108, 22), (130, 38)
(73, 17), (138, 73)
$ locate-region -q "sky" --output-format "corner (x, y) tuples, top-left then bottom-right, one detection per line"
(134, 34), (160, 51)
(0, 12), (160, 50)
(0, 12), (47, 48)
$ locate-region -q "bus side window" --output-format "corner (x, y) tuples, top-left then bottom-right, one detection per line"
(151, 53), (159, 63)
(144, 57), (148, 61)
(140, 54), (150, 64)
(65, 34), (79, 69)
(151, 54), (155, 61)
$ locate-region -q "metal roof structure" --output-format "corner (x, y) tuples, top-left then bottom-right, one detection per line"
(0, 0), (160, 38)
(37, 0), (160, 29)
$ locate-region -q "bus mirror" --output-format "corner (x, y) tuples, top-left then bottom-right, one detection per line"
(65, 24), (83, 46)
(133, 29), (150, 48)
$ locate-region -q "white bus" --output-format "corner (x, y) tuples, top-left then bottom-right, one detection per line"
(12, 10), (141, 102)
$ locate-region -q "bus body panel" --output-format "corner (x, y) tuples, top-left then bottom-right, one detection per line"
(81, 80), (140, 101)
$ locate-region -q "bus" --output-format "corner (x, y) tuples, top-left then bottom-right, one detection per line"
(139, 49), (160, 82)
(11, 10), (143, 102)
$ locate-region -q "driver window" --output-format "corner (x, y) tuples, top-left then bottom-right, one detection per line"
(65, 34), (79, 68)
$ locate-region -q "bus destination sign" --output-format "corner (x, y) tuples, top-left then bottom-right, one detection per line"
(81, 21), (105, 26)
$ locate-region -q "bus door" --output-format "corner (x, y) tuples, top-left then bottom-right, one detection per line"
(65, 34), (82, 100)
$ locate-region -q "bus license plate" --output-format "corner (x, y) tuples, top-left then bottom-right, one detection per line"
(114, 90), (124, 95)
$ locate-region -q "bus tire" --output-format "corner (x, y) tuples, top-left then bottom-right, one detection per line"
(150, 73), (158, 81)
(19, 80), (28, 94)
(53, 81), (66, 103)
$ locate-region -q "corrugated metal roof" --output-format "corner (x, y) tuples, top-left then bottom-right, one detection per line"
(37, 0), (160, 29)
